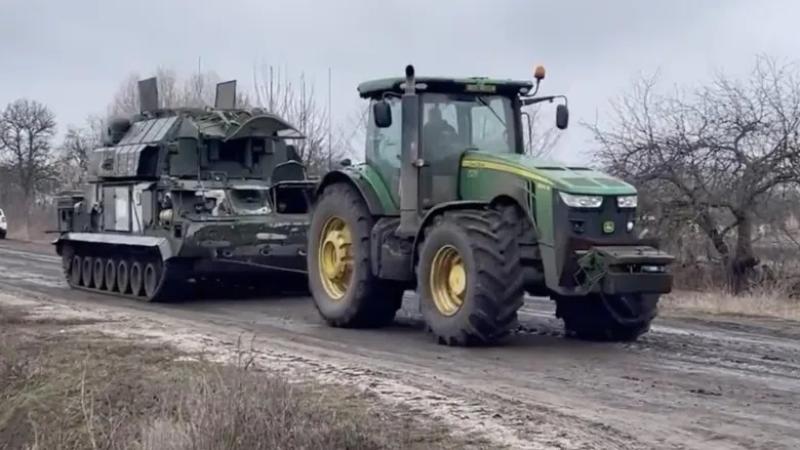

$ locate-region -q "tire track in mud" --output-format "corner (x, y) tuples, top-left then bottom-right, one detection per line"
(1, 241), (799, 449)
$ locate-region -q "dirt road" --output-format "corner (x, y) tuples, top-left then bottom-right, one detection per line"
(0, 239), (797, 449)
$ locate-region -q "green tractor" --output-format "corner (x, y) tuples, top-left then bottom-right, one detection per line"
(308, 65), (673, 345)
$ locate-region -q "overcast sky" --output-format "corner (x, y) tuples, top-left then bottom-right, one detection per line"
(2, 0), (799, 163)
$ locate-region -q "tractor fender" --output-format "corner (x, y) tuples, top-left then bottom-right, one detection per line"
(410, 196), (540, 263)
(316, 169), (387, 216)
(411, 200), (489, 263)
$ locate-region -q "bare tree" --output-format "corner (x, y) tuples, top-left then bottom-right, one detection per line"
(109, 67), (229, 116)
(589, 56), (800, 292)
(0, 99), (58, 237)
(60, 115), (104, 188)
(180, 70), (221, 109)
(253, 66), (344, 174)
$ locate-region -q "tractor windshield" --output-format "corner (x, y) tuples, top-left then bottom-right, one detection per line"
(422, 93), (516, 155)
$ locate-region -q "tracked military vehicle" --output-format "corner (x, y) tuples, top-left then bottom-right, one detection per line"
(54, 78), (314, 301)
(308, 65), (674, 345)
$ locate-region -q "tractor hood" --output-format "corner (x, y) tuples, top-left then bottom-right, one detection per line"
(461, 152), (636, 195)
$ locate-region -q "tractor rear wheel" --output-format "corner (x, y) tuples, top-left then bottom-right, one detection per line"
(555, 294), (659, 342)
(416, 209), (524, 346)
(308, 184), (404, 328)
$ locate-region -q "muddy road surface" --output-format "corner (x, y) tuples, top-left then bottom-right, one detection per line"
(0, 240), (798, 449)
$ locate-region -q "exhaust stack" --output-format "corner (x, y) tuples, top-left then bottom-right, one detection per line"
(397, 64), (421, 237)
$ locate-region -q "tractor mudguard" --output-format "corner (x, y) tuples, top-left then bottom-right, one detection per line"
(316, 166), (396, 217)
(411, 200), (489, 257)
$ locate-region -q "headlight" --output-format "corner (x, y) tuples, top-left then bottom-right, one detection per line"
(559, 192), (603, 208)
(617, 195), (638, 208)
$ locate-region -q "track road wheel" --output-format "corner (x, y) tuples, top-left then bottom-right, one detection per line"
(417, 209), (524, 346)
(308, 184), (404, 328)
(143, 260), (162, 301)
(555, 294), (659, 342)
(105, 259), (117, 292)
(81, 256), (93, 287)
(117, 260), (130, 294)
(129, 260), (143, 297)
(68, 254), (82, 287)
(92, 258), (105, 289)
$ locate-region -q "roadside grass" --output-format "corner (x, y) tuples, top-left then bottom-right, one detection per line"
(0, 305), (461, 450)
(661, 288), (800, 321)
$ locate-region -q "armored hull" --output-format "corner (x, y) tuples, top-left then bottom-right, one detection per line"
(55, 78), (314, 301)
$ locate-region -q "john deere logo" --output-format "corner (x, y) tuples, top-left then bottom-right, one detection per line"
(603, 221), (615, 234)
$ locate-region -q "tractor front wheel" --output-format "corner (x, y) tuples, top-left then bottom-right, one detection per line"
(416, 209), (524, 346)
(308, 184), (404, 328)
(555, 294), (659, 341)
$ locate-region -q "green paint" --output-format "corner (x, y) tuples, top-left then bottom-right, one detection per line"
(458, 151), (636, 247)
(352, 164), (398, 215)
(457, 158), (556, 246)
(462, 152), (637, 196)
(536, 184), (554, 246)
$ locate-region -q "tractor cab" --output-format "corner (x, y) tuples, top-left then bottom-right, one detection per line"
(357, 67), (569, 232)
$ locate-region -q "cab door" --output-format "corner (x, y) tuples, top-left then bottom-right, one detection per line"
(419, 94), (466, 208)
(365, 97), (403, 208)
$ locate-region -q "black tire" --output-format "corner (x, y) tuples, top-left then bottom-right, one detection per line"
(555, 294), (659, 342)
(81, 256), (94, 287)
(129, 260), (143, 297)
(308, 184), (404, 328)
(0, 230), (6, 239)
(117, 260), (130, 294)
(143, 261), (162, 301)
(417, 209), (524, 346)
(105, 259), (117, 292)
(92, 258), (105, 289)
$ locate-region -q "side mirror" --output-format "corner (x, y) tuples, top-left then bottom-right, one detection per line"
(556, 104), (569, 130)
(373, 100), (392, 128)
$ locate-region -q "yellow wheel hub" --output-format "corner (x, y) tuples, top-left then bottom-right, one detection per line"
(429, 245), (466, 316)
(318, 216), (353, 300)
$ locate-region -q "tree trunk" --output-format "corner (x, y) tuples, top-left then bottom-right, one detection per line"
(20, 189), (32, 241)
(696, 209), (732, 270)
(729, 212), (758, 294)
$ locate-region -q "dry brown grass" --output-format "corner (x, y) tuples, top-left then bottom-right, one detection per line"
(0, 305), (461, 450)
(661, 289), (800, 321)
